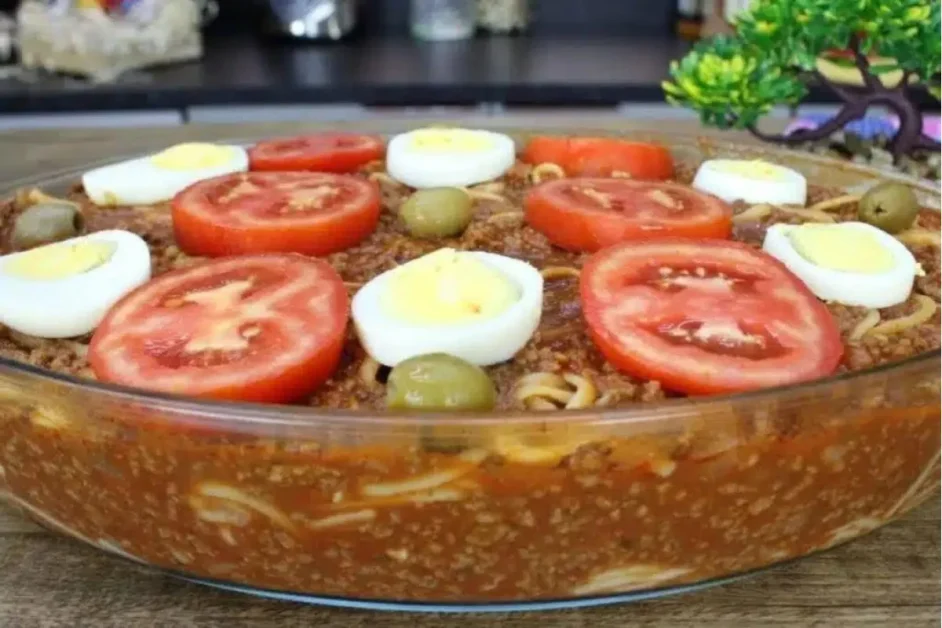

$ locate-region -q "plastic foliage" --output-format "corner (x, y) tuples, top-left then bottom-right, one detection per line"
(663, 0), (941, 160)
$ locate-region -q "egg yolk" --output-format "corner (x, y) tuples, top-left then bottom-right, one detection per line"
(3, 240), (117, 281)
(381, 248), (519, 324)
(408, 129), (494, 153)
(788, 224), (894, 273)
(713, 159), (788, 181)
(150, 143), (235, 170)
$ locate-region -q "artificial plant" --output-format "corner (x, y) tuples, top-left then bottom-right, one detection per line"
(663, 0), (941, 161)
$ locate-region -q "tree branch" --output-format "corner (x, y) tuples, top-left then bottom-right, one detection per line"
(915, 133), (941, 152)
(849, 33), (883, 91)
(748, 103), (868, 145)
(812, 69), (856, 103)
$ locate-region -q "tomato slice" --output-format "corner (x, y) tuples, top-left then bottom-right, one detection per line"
(525, 178), (732, 252)
(249, 133), (384, 173)
(88, 254), (349, 403)
(172, 172), (381, 257)
(580, 239), (843, 395)
(522, 136), (674, 179)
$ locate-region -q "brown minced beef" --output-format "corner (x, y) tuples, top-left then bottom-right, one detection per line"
(0, 162), (939, 407)
(0, 159), (938, 603)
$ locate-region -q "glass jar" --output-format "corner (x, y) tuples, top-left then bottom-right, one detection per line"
(476, 0), (530, 34)
(410, 0), (477, 41)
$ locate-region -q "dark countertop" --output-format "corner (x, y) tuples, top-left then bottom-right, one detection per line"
(0, 33), (935, 114)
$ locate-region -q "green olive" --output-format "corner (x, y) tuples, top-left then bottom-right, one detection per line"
(858, 182), (919, 234)
(400, 188), (473, 238)
(11, 202), (85, 251)
(386, 353), (497, 412)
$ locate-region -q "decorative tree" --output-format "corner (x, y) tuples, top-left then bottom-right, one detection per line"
(663, 0), (941, 161)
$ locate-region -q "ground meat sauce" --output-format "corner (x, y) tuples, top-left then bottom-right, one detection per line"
(0, 158), (938, 603)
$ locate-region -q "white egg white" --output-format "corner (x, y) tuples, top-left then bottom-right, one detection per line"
(82, 145), (249, 206)
(0, 230), (152, 338)
(762, 222), (917, 308)
(386, 129), (516, 189)
(351, 251), (543, 367)
(693, 159), (807, 205)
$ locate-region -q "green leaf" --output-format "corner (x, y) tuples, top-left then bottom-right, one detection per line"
(868, 63), (902, 76)
(662, 35), (806, 130)
(664, 0), (939, 129)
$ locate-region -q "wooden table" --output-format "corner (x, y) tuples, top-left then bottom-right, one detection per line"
(0, 122), (939, 628)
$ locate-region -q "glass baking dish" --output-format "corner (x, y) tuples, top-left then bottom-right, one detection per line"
(0, 124), (938, 612)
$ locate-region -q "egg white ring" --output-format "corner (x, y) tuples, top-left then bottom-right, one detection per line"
(692, 159), (808, 206)
(81, 145), (249, 206)
(385, 130), (517, 189)
(762, 221), (917, 309)
(0, 230), (152, 338)
(351, 251), (544, 367)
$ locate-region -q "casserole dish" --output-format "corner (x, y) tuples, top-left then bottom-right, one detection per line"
(0, 123), (938, 612)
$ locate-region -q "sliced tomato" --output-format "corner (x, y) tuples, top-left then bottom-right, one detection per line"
(249, 133), (384, 173)
(172, 172), (381, 257)
(88, 254), (349, 403)
(522, 136), (674, 179)
(525, 178), (732, 252)
(580, 239), (843, 395)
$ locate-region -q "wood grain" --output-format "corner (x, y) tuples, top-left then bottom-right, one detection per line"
(0, 122), (937, 628)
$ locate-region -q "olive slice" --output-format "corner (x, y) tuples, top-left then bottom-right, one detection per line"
(399, 188), (474, 239)
(386, 353), (497, 412)
(11, 202), (85, 251)
(858, 182), (919, 234)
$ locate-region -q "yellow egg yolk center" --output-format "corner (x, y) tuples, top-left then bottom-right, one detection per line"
(788, 224), (895, 273)
(150, 143), (234, 170)
(3, 240), (117, 280)
(381, 248), (519, 324)
(408, 129), (494, 153)
(713, 159), (788, 181)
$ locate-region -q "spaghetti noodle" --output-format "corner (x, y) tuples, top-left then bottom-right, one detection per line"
(849, 310), (881, 341)
(529, 162), (566, 184)
(867, 295), (938, 336)
(807, 194), (861, 213)
(896, 229), (941, 248)
(513, 372), (598, 410)
(540, 266), (581, 281)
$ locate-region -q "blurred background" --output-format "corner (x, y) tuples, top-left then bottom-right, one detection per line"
(0, 0), (934, 131)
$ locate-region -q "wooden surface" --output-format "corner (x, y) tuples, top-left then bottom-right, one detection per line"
(0, 122), (939, 628)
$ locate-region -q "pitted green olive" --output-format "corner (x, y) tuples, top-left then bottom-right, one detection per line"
(400, 188), (473, 239)
(11, 202), (85, 251)
(858, 182), (919, 234)
(386, 353), (497, 411)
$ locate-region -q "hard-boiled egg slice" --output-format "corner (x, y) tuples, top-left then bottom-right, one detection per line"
(0, 230), (151, 338)
(693, 159), (807, 205)
(762, 221), (918, 308)
(82, 143), (249, 206)
(386, 128), (516, 189)
(352, 248), (543, 366)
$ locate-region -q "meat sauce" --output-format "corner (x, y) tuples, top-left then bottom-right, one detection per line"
(0, 160), (938, 602)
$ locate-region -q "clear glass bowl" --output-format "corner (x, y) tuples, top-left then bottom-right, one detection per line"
(0, 125), (939, 612)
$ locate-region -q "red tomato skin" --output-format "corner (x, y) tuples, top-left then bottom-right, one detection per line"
(249, 133), (384, 173)
(88, 254), (349, 404)
(93, 332), (346, 405)
(523, 136), (674, 180)
(171, 173), (381, 258)
(179, 331), (345, 404)
(525, 179), (733, 253)
(580, 239), (843, 395)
